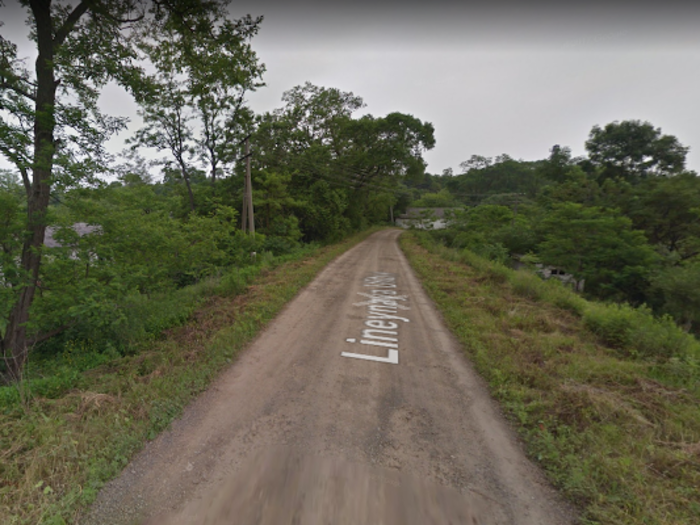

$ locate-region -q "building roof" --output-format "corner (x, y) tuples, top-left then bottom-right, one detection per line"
(44, 223), (101, 248)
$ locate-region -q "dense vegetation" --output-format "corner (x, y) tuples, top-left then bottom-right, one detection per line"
(401, 232), (699, 525)
(0, 228), (380, 524)
(0, 1), (434, 384)
(412, 121), (700, 340)
(2, 1), (699, 523)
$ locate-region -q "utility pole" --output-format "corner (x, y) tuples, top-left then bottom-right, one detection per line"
(245, 136), (255, 236)
(390, 204), (394, 224)
(241, 163), (248, 231)
(239, 134), (255, 235)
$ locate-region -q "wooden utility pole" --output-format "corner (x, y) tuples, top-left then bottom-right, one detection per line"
(390, 204), (394, 224)
(245, 137), (255, 236)
(241, 164), (248, 231)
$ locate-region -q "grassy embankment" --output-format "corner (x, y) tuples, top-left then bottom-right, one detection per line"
(400, 231), (700, 525)
(0, 227), (381, 525)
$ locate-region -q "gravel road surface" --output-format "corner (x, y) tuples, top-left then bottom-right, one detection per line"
(83, 229), (576, 525)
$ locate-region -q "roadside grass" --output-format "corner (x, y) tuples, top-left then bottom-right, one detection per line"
(400, 231), (700, 525)
(0, 227), (381, 525)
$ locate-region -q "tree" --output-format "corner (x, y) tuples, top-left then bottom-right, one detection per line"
(0, 0), (231, 381)
(252, 83), (435, 239)
(448, 156), (548, 200)
(651, 262), (700, 332)
(133, 70), (198, 211)
(624, 174), (700, 261)
(411, 188), (456, 207)
(449, 204), (538, 257)
(538, 165), (602, 207)
(459, 155), (492, 172)
(174, 14), (263, 184)
(537, 203), (657, 302)
(539, 144), (574, 183)
(585, 120), (689, 182)
(252, 170), (302, 239)
(339, 112), (436, 189)
(0, 171), (24, 328)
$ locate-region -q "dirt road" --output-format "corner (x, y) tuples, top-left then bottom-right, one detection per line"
(84, 229), (576, 525)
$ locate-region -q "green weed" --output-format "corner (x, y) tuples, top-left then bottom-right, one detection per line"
(0, 227), (381, 524)
(400, 231), (700, 525)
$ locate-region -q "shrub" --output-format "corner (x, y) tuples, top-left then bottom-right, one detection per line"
(583, 303), (697, 360)
(218, 266), (261, 297)
(510, 270), (545, 301)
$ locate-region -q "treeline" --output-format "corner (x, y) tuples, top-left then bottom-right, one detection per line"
(0, 1), (434, 382)
(418, 120), (700, 336)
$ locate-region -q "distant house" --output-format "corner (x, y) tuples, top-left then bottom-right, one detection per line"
(44, 222), (100, 248)
(44, 223), (101, 260)
(395, 207), (459, 230)
(513, 254), (586, 292)
(535, 264), (585, 292)
(514, 256), (585, 293)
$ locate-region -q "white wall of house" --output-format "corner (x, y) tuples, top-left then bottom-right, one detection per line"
(395, 218), (449, 230)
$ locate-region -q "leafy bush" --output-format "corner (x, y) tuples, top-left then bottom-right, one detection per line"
(651, 262), (700, 331)
(583, 303), (698, 360)
(509, 270), (545, 301)
(425, 230), (699, 362)
(472, 242), (510, 265)
(218, 265), (261, 297)
(262, 235), (300, 256)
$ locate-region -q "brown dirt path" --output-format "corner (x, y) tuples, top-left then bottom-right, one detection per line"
(83, 229), (577, 525)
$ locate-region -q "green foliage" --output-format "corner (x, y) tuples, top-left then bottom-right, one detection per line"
(537, 165), (602, 207)
(623, 173), (700, 261)
(586, 120), (689, 182)
(418, 229), (698, 362)
(582, 303), (698, 360)
(252, 83), (435, 241)
(447, 154), (551, 201)
(537, 203), (657, 302)
(131, 10), (264, 208)
(0, 172), (24, 329)
(411, 188), (455, 207)
(402, 230), (700, 525)
(650, 262), (700, 331)
(0, 179), (287, 381)
(429, 120), (700, 335)
(450, 204), (539, 256)
(0, 0), (266, 380)
(0, 227), (378, 524)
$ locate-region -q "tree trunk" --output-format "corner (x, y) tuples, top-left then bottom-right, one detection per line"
(2, 0), (56, 381)
(178, 159), (196, 212)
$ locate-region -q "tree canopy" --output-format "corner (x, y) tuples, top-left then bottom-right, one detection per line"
(585, 120), (689, 182)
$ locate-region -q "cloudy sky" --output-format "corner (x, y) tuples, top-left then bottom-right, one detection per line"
(229, 1), (700, 174)
(2, 1), (700, 175)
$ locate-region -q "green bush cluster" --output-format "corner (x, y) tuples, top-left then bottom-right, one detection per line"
(583, 303), (699, 360)
(402, 229), (700, 524)
(0, 245), (310, 409)
(415, 231), (700, 363)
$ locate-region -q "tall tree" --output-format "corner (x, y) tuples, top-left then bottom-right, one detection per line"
(187, 16), (264, 184)
(585, 120), (689, 182)
(131, 10), (263, 211)
(254, 83), (435, 233)
(132, 69), (198, 211)
(0, 0), (230, 381)
(537, 203), (657, 302)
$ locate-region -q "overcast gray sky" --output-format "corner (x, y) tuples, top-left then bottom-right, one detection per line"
(228, 1), (700, 174)
(3, 1), (700, 175)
